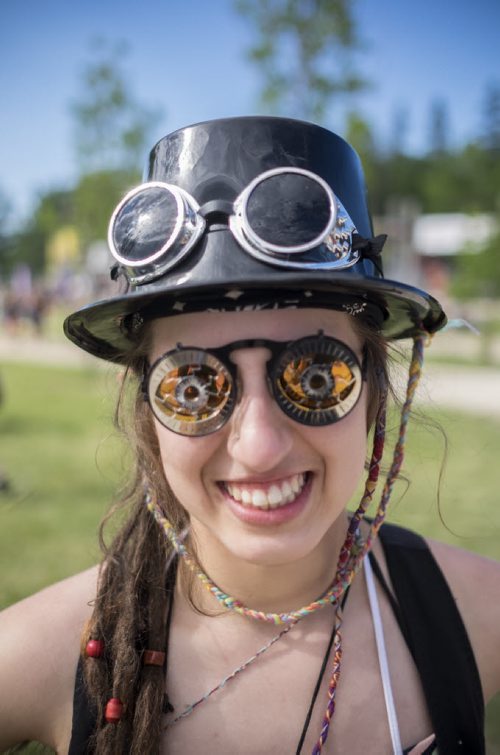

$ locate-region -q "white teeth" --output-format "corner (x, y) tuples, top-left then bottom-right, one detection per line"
(267, 485), (283, 505)
(225, 473), (306, 510)
(251, 489), (268, 507)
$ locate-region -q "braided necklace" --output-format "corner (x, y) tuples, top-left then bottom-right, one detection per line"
(148, 498), (365, 624)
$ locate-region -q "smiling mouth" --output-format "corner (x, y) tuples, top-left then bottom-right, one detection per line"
(222, 472), (308, 510)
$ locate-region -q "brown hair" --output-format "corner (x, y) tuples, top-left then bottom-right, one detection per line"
(82, 316), (390, 753)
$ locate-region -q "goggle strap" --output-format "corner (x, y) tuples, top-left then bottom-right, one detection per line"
(198, 199), (234, 219)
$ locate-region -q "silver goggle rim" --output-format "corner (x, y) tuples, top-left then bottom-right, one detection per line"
(108, 182), (206, 285)
(229, 167), (358, 270)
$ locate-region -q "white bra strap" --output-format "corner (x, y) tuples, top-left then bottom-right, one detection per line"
(364, 554), (403, 755)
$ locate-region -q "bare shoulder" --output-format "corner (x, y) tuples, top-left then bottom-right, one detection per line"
(0, 566), (99, 751)
(427, 538), (500, 701)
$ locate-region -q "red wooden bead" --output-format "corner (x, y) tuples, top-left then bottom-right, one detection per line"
(105, 697), (123, 723)
(85, 639), (105, 658)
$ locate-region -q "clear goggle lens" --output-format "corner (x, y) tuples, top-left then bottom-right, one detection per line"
(238, 170), (334, 251)
(111, 185), (182, 264)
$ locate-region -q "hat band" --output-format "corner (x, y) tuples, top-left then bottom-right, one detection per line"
(124, 288), (385, 338)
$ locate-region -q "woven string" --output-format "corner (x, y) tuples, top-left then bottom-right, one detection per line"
(311, 608), (343, 755)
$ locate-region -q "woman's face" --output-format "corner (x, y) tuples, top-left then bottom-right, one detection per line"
(149, 308), (368, 568)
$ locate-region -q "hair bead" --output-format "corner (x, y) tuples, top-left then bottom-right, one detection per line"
(104, 697), (123, 723)
(143, 649), (166, 666)
(85, 639), (105, 658)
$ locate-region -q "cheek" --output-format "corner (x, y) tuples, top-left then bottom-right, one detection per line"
(318, 391), (369, 500)
(154, 420), (216, 502)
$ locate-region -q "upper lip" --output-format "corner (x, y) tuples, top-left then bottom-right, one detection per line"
(218, 471), (309, 486)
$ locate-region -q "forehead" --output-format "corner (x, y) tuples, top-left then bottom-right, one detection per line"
(150, 308), (361, 359)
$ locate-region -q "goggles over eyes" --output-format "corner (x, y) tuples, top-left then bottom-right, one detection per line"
(109, 168), (360, 285)
(144, 332), (365, 436)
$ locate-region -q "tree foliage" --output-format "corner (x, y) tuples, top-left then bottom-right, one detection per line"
(236, 0), (367, 121)
(70, 38), (163, 174)
(7, 190), (76, 275)
(481, 81), (500, 152)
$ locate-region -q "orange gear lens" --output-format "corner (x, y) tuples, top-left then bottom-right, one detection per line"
(149, 349), (234, 435)
(273, 335), (362, 425)
(147, 334), (363, 435)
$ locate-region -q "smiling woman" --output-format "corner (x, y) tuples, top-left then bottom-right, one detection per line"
(1, 117), (498, 755)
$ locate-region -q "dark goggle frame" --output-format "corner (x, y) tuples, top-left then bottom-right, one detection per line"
(143, 332), (366, 437)
(109, 167), (360, 285)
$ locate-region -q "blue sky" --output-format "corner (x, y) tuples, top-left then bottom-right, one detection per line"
(1, 0), (499, 227)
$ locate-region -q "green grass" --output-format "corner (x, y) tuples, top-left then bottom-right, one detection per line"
(0, 361), (126, 605)
(1, 361), (499, 750)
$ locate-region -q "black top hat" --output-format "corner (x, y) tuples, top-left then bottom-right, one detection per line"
(64, 116), (446, 362)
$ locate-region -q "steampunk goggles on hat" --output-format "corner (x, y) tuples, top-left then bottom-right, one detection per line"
(109, 167), (361, 285)
(144, 331), (365, 436)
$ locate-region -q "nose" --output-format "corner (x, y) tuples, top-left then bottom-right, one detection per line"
(226, 354), (294, 472)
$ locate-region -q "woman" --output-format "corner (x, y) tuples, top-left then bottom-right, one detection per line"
(1, 117), (498, 754)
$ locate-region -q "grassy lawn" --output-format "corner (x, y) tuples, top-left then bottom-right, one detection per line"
(1, 360), (499, 750)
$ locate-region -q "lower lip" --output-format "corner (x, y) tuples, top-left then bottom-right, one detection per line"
(220, 475), (312, 526)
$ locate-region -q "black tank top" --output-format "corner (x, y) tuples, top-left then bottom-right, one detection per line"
(68, 523), (485, 754)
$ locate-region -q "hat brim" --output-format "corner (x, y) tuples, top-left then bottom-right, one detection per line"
(64, 268), (446, 363)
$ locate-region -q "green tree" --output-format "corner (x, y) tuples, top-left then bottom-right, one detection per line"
(236, 0), (368, 122)
(428, 99), (449, 155)
(71, 38), (163, 174)
(388, 106), (410, 157)
(0, 188), (14, 277)
(344, 111), (378, 198)
(481, 81), (500, 153)
(11, 189), (76, 275)
(73, 169), (136, 250)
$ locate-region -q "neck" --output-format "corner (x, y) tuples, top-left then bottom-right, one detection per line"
(182, 511), (350, 617)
